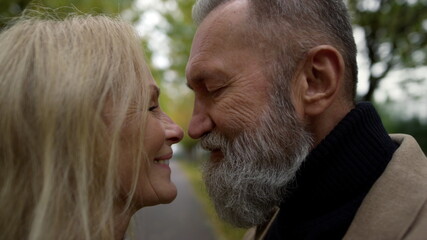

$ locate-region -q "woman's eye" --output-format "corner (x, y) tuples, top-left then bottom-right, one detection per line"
(149, 105), (159, 112)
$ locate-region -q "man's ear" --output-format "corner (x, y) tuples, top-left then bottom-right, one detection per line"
(295, 45), (345, 117)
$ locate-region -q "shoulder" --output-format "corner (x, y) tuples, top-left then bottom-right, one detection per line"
(390, 134), (426, 160)
(344, 134), (427, 239)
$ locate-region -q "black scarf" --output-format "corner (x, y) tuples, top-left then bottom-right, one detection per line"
(265, 102), (398, 240)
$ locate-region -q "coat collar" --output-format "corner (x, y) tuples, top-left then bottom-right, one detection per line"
(343, 134), (427, 239)
(245, 134), (427, 240)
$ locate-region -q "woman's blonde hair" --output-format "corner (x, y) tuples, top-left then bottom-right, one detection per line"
(0, 15), (151, 240)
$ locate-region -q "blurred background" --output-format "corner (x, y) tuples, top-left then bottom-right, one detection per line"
(1, 0), (426, 239)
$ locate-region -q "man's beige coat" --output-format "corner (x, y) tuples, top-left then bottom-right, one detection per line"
(243, 134), (427, 240)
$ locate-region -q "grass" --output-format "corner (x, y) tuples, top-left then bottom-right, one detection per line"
(178, 160), (247, 240)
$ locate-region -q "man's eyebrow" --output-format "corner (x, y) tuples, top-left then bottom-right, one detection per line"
(186, 68), (226, 91)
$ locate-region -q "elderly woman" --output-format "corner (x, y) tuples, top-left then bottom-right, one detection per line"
(0, 15), (183, 240)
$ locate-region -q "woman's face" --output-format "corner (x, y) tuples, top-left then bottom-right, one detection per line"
(118, 76), (183, 207)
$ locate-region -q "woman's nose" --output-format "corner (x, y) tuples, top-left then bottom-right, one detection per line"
(163, 114), (184, 145)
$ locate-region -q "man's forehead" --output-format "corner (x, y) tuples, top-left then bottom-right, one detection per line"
(202, 0), (249, 31)
(187, 0), (251, 78)
(192, 1), (250, 50)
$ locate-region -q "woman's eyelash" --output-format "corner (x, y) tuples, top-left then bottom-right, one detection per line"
(149, 105), (159, 111)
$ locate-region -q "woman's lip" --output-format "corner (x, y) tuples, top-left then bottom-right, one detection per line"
(154, 153), (173, 161)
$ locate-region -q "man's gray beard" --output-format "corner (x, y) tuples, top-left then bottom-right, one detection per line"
(200, 102), (312, 228)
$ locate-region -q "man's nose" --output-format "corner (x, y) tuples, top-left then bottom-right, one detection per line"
(163, 114), (184, 145)
(188, 101), (214, 139)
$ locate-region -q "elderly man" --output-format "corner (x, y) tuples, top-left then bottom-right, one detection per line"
(185, 0), (427, 239)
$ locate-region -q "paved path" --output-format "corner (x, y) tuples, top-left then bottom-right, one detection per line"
(132, 161), (218, 240)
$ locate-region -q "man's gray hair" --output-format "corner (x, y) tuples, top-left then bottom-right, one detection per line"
(192, 0), (231, 25)
(192, 0), (358, 102)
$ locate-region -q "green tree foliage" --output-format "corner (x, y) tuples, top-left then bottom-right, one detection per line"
(141, 0), (198, 156)
(392, 118), (427, 153)
(161, 0), (195, 81)
(375, 101), (427, 153)
(348, 0), (427, 101)
(160, 0), (198, 155)
(0, 0), (31, 28)
(0, 0), (135, 29)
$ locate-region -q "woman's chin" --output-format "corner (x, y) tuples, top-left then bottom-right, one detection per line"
(161, 192), (178, 204)
(139, 186), (178, 207)
(158, 186), (178, 204)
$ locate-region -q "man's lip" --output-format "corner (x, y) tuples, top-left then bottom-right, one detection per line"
(210, 149), (224, 162)
(154, 153), (173, 161)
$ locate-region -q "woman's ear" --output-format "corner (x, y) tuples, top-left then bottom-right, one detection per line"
(295, 45), (345, 117)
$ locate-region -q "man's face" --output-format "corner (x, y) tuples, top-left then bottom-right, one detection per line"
(186, 0), (271, 148)
(186, 1), (312, 227)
